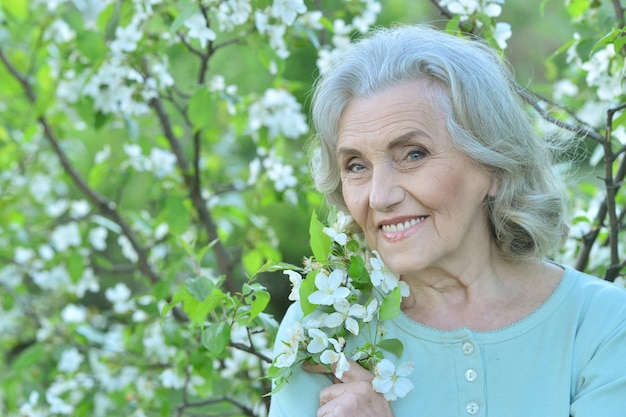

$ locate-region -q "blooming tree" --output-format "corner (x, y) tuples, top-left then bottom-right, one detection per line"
(0, 0), (624, 416)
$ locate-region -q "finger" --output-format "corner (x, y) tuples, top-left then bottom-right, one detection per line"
(302, 362), (332, 374)
(319, 382), (349, 406)
(334, 359), (375, 383)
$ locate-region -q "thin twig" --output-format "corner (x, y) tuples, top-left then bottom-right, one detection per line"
(0, 47), (162, 284)
(149, 95), (238, 293)
(519, 89), (606, 143)
(612, 0), (625, 27)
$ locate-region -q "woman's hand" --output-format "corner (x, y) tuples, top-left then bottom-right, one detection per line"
(304, 359), (394, 417)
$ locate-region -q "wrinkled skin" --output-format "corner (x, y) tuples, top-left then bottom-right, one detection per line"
(304, 360), (394, 417)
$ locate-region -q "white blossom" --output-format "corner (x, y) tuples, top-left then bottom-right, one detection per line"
(71, 200), (90, 218)
(248, 88), (308, 139)
(118, 235), (139, 262)
(148, 147), (177, 178)
(61, 304), (88, 323)
(284, 270), (302, 301)
(39, 244), (55, 260)
(58, 347), (85, 373)
(70, 267), (100, 297)
(323, 211), (353, 245)
(372, 359), (414, 401)
(370, 250), (400, 293)
(255, 9), (271, 33)
(184, 14), (216, 48)
(216, 0), (251, 31)
(308, 269), (351, 306)
(45, 19), (76, 43)
(151, 61), (175, 88)
(14, 247), (35, 264)
(493, 22), (512, 49)
(160, 369), (186, 389)
(111, 23), (143, 54)
(553, 79), (579, 100)
(89, 226), (108, 250)
(306, 328), (329, 353)
(324, 298), (366, 335)
(271, 0), (307, 25)
(297, 11), (323, 30)
(264, 156), (297, 191)
(33, 265), (71, 291)
(72, 0), (109, 29)
(352, 0), (381, 33)
(319, 338), (350, 378)
(143, 322), (176, 362)
(267, 24), (289, 58)
(274, 322), (304, 367)
(18, 391), (46, 417)
(105, 282), (135, 314)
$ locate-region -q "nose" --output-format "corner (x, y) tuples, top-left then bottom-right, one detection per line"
(369, 163), (404, 212)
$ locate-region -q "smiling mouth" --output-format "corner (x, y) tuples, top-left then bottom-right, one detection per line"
(380, 216), (427, 233)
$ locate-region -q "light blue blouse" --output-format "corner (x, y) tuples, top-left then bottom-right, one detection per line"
(269, 267), (626, 417)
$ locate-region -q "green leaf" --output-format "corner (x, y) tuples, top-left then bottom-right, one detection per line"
(566, 0), (590, 20)
(188, 88), (213, 132)
(76, 31), (107, 63)
(173, 283), (225, 325)
(186, 276), (214, 301)
(1, 0), (27, 20)
(591, 28), (622, 54)
(379, 286), (401, 321)
(170, 2), (197, 33)
(257, 260), (302, 273)
(348, 256), (369, 284)
(161, 196), (190, 235)
(12, 343), (45, 371)
(445, 15), (461, 34)
(377, 338), (404, 358)
(309, 211), (331, 262)
(202, 322), (230, 357)
(66, 251), (85, 282)
(299, 271), (318, 316)
(243, 249), (264, 276)
(245, 288), (271, 322)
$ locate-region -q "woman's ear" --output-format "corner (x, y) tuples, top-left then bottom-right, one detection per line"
(487, 174), (499, 198)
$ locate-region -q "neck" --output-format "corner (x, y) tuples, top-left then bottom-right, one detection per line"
(399, 251), (563, 331)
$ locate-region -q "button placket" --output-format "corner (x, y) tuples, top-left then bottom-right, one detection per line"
(464, 368), (477, 382)
(466, 401), (480, 415)
(456, 336), (484, 416)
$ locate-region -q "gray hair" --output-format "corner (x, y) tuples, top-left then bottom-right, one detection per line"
(310, 24), (569, 259)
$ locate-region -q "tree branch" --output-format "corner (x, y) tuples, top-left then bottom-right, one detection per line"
(602, 103), (626, 281)
(0, 47), (162, 285)
(612, 0), (625, 28)
(149, 95), (239, 293)
(518, 89), (606, 143)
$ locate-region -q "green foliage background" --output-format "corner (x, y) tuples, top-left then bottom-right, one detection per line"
(0, 0), (624, 416)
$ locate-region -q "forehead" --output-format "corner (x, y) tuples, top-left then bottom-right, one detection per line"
(337, 80), (449, 150)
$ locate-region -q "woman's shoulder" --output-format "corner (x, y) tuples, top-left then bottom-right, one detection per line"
(559, 266), (626, 333)
(562, 266), (626, 307)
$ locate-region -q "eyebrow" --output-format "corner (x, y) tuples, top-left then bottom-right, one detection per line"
(336, 129), (432, 156)
(387, 129), (432, 150)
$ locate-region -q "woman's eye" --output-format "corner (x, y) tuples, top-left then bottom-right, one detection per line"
(407, 149), (425, 160)
(347, 163), (365, 173)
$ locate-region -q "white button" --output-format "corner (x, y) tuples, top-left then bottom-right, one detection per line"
(466, 401), (479, 415)
(464, 369), (477, 382)
(462, 342), (474, 355)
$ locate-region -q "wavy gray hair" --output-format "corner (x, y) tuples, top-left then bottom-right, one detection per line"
(310, 24), (569, 259)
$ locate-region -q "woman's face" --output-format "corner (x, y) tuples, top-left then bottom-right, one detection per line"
(337, 80), (497, 277)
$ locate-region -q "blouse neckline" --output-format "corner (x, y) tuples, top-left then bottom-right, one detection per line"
(390, 265), (576, 344)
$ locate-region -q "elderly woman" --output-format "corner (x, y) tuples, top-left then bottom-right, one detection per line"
(269, 25), (626, 417)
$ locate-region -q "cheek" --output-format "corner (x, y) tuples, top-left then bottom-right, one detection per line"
(342, 183), (368, 224)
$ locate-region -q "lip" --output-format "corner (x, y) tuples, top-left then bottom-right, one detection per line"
(378, 216), (428, 242)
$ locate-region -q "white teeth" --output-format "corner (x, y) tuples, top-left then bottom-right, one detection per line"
(381, 217), (425, 233)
